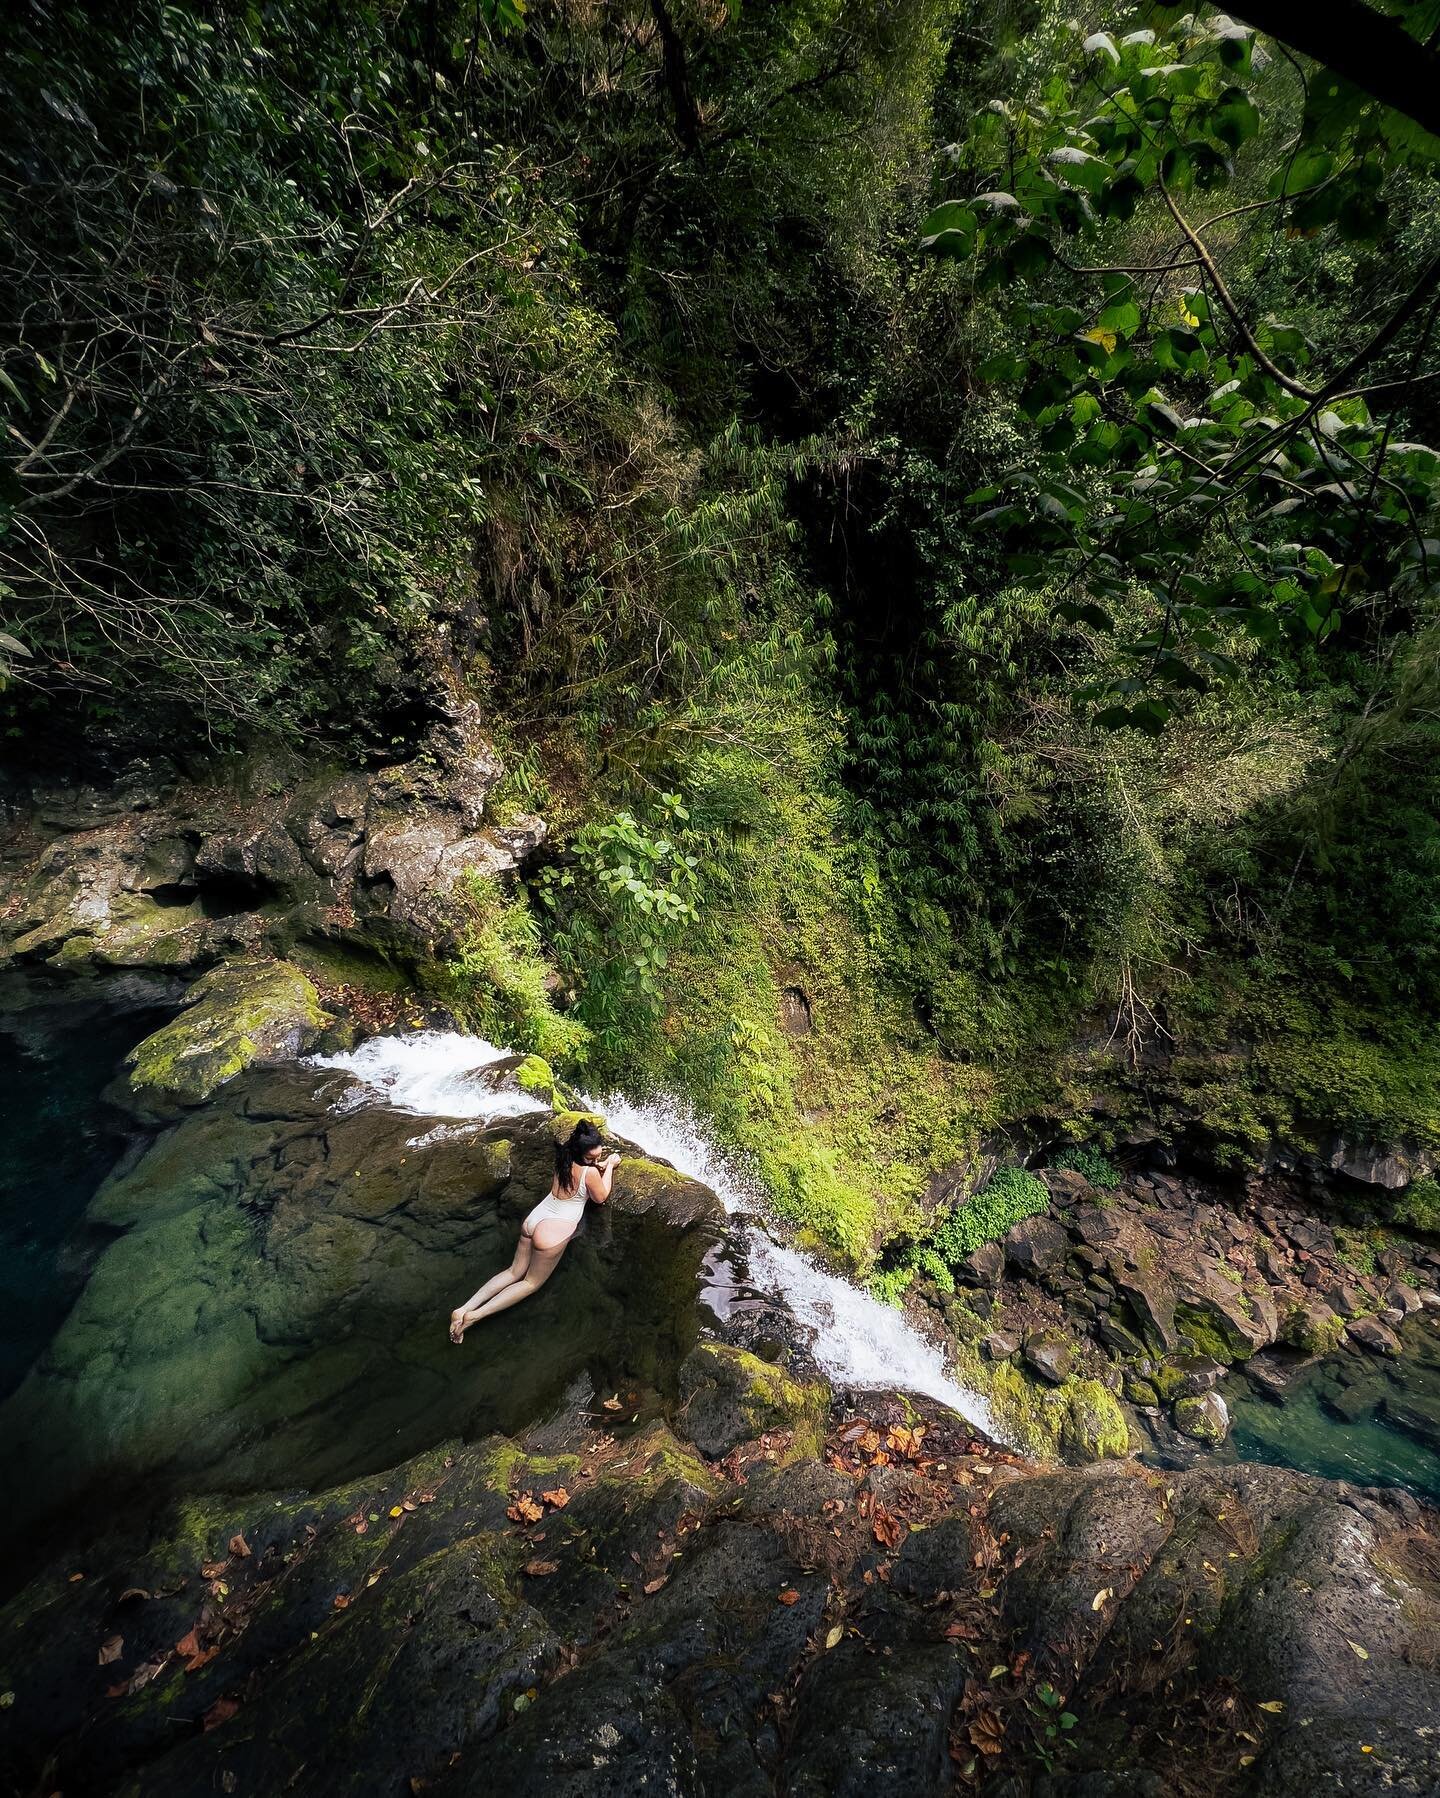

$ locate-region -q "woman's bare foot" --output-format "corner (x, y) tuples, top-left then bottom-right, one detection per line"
(449, 1309), (468, 1344)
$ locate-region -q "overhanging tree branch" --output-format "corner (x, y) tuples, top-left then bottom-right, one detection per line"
(1228, 0), (1440, 142)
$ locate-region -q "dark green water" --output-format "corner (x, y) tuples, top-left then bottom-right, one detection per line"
(0, 995), (166, 1397)
(1226, 1316), (1440, 1503)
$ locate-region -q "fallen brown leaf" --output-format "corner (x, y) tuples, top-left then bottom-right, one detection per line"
(332, 1592), (351, 1611)
(523, 1560), (560, 1577)
(968, 1709), (1006, 1756)
(228, 1533), (251, 1559)
(97, 1635), (124, 1666)
(541, 1487), (570, 1510)
(200, 1561), (228, 1579)
(643, 1576), (668, 1595)
(507, 1493), (544, 1525)
(174, 1629), (201, 1661)
(602, 1396), (623, 1412)
(887, 1424), (926, 1459)
(777, 1589), (800, 1606)
(117, 1587), (150, 1605)
(872, 1509), (905, 1551)
(203, 1694), (240, 1732)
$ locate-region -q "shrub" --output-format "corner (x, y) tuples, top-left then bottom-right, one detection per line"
(870, 1266), (916, 1309)
(930, 1166), (1049, 1263)
(1052, 1144), (1122, 1190)
(1394, 1175), (1440, 1236)
(915, 1247), (956, 1294)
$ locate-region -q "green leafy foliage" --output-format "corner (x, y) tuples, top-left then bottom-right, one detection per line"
(922, 14), (1440, 732)
(433, 874), (588, 1065)
(1052, 1144), (1122, 1190)
(537, 793), (711, 1039)
(1393, 1176), (1440, 1235)
(929, 1167), (1050, 1263)
(870, 1265), (918, 1308)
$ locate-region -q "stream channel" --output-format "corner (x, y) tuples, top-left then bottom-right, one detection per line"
(3, 996), (1437, 1557)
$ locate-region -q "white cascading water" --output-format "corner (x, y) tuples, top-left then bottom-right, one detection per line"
(306, 1030), (995, 1433)
(308, 1031), (550, 1125)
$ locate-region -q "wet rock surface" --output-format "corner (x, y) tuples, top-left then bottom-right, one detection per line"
(905, 1157), (1440, 1474)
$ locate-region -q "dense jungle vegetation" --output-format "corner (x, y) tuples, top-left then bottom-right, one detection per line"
(4, 0), (1440, 1259)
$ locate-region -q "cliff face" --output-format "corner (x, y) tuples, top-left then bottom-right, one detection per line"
(0, 700), (542, 989)
(0, 701), (552, 1113)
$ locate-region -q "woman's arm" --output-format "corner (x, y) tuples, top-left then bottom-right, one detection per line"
(585, 1153), (621, 1203)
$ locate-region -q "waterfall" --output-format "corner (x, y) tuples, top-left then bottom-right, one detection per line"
(307, 1031), (995, 1432)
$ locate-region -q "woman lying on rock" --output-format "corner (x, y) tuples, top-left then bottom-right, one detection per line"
(449, 1119), (619, 1341)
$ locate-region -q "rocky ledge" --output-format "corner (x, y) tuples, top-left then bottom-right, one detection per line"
(0, 1058), (723, 1539)
(0, 699), (545, 1105)
(917, 1163), (1440, 1458)
(2, 1350), (1436, 1797)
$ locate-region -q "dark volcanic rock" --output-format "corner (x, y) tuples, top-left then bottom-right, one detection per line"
(1171, 1355), (1225, 1397)
(1347, 1315), (1403, 1356)
(0, 1064), (719, 1529)
(1039, 1165), (1090, 1206)
(1110, 1265), (1177, 1351)
(1003, 1213), (1069, 1275)
(956, 1240), (1004, 1288)
(1, 1370), (1438, 1798)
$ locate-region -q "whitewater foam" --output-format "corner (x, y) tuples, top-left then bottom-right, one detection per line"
(307, 1031), (549, 1125)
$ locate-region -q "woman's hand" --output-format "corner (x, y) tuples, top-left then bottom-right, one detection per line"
(604, 1151), (621, 1170)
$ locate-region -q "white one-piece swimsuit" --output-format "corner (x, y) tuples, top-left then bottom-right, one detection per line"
(522, 1174), (588, 1243)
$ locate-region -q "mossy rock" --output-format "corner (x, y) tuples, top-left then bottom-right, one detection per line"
(122, 959), (330, 1115)
(513, 1053), (558, 1104)
(1173, 1391), (1230, 1445)
(1056, 1379), (1132, 1462)
(610, 1156), (724, 1228)
(1280, 1300), (1346, 1355)
(953, 1351), (1130, 1463)
(676, 1341), (829, 1461)
(1150, 1361), (1187, 1402)
(548, 1108), (607, 1142)
(1174, 1299), (1256, 1364)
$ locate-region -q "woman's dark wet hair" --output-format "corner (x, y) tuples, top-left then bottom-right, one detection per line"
(555, 1119), (605, 1192)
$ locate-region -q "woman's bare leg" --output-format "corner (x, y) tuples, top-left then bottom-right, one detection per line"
(451, 1234), (532, 1341)
(459, 1238), (566, 1324)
